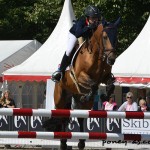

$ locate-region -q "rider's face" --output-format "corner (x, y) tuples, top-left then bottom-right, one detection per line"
(88, 17), (98, 24)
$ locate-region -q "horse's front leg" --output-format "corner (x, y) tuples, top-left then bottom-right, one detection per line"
(87, 84), (98, 100)
(80, 84), (98, 102)
(106, 73), (115, 98)
(54, 83), (70, 150)
(78, 118), (85, 150)
(91, 84), (98, 96)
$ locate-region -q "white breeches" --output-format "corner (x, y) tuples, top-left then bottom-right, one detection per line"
(65, 32), (77, 56)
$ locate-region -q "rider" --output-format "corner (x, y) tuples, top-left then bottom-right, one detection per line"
(52, 5), (101, 82)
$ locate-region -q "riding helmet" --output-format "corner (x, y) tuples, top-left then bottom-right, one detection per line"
(84, 5), (101, 18)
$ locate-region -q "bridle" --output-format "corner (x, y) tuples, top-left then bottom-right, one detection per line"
(92, 24), (117, 64)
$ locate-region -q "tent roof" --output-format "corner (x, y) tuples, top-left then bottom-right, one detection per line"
(0, 40), (41, 82)
(3, 0), (75, 82)
(112, 16), (150, 88)
(0, 40), (33, 62)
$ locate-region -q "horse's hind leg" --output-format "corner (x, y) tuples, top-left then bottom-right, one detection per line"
(60, 120), (68, 150)
(60, 117), (70, 150)
(54, 83), (72, 150)
(54, 83), (67, 150)
(78, 118), (85, 150)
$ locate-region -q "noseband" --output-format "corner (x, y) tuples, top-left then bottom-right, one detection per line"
(103, 48), (115, 62)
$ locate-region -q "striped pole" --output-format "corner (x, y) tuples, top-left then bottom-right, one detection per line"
(0, 108), (150, 119)
(0, 131), (149, 141)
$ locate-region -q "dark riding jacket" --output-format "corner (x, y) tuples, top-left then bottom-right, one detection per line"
(70, 17), (95, 39)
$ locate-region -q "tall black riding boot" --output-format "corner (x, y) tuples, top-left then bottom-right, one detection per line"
(52, 52), (70, 82)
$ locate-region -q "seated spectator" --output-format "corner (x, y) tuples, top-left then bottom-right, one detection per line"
(0, 90), (16, 108)
(102, 94), (117, 111)
(1, 90), (16, 108)
(118, 92), (138, 111)
(138, 99), (150, 111)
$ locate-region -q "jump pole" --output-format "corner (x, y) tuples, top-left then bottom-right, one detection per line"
(0, 131), (150, 141)
(0, 108), (149, 119)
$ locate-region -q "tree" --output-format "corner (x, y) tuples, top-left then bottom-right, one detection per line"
(0, 0), (150, 55)
(0, 0), (38, 40)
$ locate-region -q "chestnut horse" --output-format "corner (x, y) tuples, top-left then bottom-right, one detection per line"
(44, 18), (120, 150)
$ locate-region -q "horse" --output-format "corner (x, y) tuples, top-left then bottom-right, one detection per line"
(43, 17), (121, 150)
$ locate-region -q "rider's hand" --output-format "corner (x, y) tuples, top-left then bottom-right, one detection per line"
(88, 23), (97, 29)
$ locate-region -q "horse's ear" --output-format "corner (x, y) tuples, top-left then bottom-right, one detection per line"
(102, 17), (110, 27)
(114, 17), (121, 27)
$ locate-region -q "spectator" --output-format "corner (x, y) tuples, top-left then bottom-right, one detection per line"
(0, 99), (3, 108)
(0, 90), (16, 108)
(138, 99), (150, 111)
(102, 94), (117, 110)
(118, 92), (138, 111)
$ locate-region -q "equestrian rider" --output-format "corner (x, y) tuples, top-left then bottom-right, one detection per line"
(52, 5), (101, 82)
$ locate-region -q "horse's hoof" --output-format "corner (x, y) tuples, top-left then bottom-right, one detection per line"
(79, 148), (84, 150)
(60, 143), (67, 150)
(60, 139), (67, 150)
(78, 140), (85, 149)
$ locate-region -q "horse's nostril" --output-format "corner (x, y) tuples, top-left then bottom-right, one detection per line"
(107, 58), (115, 66)
(111, 60), (115, 65)
(111, 62), (115, 65)
(112, 59), (115, 63)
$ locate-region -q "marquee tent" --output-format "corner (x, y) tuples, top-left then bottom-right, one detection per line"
(112, 16), (150, 88)
(0, 40), (41, 82)
(3, 0), (75, 82)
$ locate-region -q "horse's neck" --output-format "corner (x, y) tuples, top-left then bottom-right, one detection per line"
(74, 27), (103, 69)
(84, 26), (103, 55)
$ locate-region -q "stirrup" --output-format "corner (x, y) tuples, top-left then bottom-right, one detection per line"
(51, 71), (63, 83)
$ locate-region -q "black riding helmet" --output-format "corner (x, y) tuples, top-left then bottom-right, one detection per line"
(84, 5), (101, 18)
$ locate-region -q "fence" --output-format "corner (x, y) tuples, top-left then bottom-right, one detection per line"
(0, 108), (150, 149)
(0, 108), (149, 118)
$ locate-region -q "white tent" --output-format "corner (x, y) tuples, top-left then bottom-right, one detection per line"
(112, 16), (150, 88)
(0, 0), (75, 109)
(0, 40), (41, 82)
(3, 0), (75, 82)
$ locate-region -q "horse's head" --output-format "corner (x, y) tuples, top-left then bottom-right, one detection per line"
(102, 17), (121, 65)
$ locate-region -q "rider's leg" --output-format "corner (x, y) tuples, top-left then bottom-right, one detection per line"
(65, 32), (77, 57)
(52, 32), (77, 82)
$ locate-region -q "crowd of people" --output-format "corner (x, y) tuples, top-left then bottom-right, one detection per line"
(1, 90), (149, 112)
(102, 91), (150, 112)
